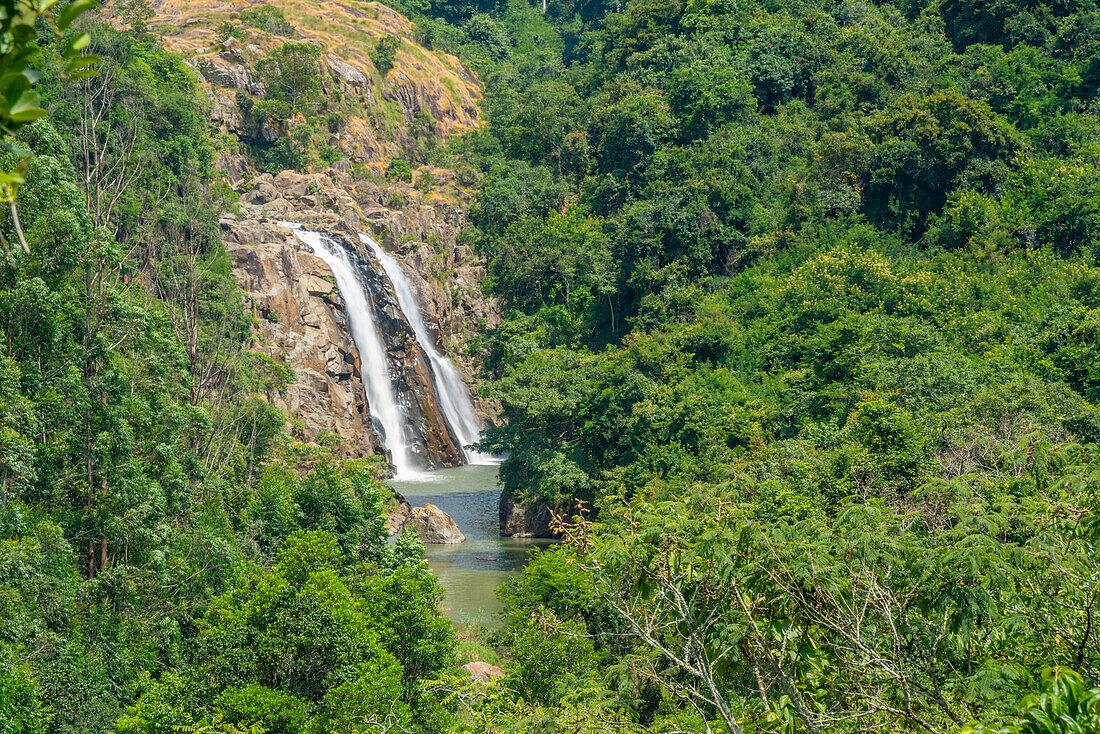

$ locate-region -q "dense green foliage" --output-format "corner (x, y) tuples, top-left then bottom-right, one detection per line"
(393, 0), (1100, 729)
(0, 0), (97, 206)
(0, 18), (458, 734)
(5, 0), (1100, 728)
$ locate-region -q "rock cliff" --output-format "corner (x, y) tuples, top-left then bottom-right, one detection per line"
(225, 202), (482, 470)
(134, 0), (505, 475)
(237, 166), (498, 394)
(224, 216), (388, 461)
(129, 0), (481, 170)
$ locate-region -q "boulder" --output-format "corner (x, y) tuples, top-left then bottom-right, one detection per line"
(462, 661), (505, 684)
(196, 56), (252, 90)
(411, 504), (465, 544)
(328, 57), (369, 89)
(499, 490), (558, 538)
(243, 177), (279, 205)
(386, 493), (413, 535)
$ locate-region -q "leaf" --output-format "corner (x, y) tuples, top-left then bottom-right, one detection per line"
(61, 32), (91, 58)
(0, 140), (31, 157)
(63, 54), (98, 77)
(57, 0), (98, 30)
(7, 89), (45, 121)
(64, 55), (97, 70)
(65, 67), (98, 81)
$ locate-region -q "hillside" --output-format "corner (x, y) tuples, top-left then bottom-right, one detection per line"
(1, 0), (1100, 730)
(105, 0), (501, 461)
(130, 0), (482, 174)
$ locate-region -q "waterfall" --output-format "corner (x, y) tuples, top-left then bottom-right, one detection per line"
(280, 223), (419, 477)
(358, 233), (495, 464)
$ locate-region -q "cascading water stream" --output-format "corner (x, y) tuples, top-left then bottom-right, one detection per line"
(280, 222), (419, 477)
(358, 233), (496, 464)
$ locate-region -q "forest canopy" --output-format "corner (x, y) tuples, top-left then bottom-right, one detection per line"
(1, 0), (1100, 730)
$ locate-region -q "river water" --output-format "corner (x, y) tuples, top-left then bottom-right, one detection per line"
(388, 463), (552, 626)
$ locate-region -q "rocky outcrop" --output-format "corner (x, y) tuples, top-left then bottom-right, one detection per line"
(410, 504), (465, 544)
(462, 661), (505, 683)
(234, 169), (500, 419)
(129, 0), (481, 166)
(351, 240), (466, 468)
(499, 490), (559, 539)
(221, 157), (500, 468)
(386, 491), (413, 535)
(224, 215), (386, 462)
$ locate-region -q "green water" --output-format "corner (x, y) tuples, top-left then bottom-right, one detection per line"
(388, 463), (552, 626)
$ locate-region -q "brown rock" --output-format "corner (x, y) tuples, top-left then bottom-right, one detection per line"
(225, 178), (500, 470)
(410, 504), (465, 544)
(462, 661), (505, 683)
(499, 490), (558, 539)
(225, 219), (385, 462)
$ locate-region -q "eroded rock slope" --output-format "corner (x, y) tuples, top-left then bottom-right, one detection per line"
(140, 0), (480, 168)
(226, 166), (498, 467)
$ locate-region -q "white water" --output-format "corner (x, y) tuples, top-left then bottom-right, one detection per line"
(280, 223), (419, 477)
(358, 233), (496, 464)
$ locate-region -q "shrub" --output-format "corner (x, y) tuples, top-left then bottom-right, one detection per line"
(238, 5), (295, 36)
(369, 35), (400, 76)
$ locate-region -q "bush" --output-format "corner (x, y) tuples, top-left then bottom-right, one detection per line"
(386, 158), (413, 182)
(238, 5), (295, 36)
(369, 35), (400, 76)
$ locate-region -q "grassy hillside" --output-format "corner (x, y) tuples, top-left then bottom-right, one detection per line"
(121, 0), (483, 172)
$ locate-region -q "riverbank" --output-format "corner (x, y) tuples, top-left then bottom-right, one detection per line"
(389, 463), (553, 625)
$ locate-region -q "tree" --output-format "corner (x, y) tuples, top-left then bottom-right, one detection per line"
(369, 35), (400, 76)
(0, 0), (98, 236)
(255, 42), (322, 114)
(119, 0), (154, 37)
(865, 89), (1019, 237)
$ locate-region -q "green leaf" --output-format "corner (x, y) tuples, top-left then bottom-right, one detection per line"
(8, 107), (47, 122)
(57, 0), (97, 31)
(65, 67), (98, 81)
(61, 32), (91, 58)
(64, 54), (98, 72)
(0, 140), (32, 157)
(7, 89), (43, 120)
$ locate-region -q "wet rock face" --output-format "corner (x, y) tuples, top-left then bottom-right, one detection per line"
(224, 167), (500, 472)
(224, 216), (387, 463)
(410, 503), (465, 544)
(336, 235), (465, 469)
